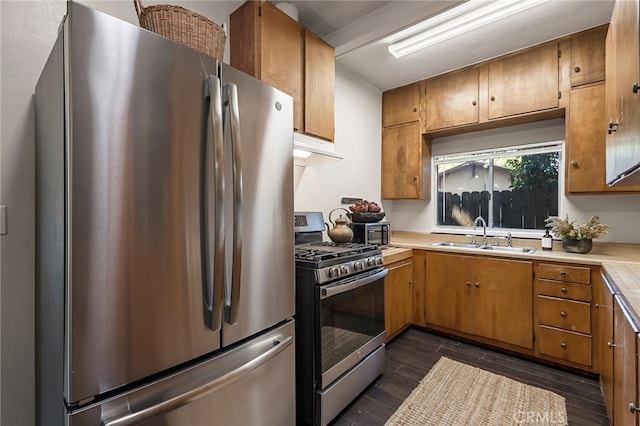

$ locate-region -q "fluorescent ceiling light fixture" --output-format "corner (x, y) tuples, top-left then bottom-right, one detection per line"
(387, 0), (549, 59)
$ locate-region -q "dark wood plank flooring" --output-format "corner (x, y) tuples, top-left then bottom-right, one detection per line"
(331, 328), (609, 426)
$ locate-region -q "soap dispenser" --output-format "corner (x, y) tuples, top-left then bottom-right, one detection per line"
(541, 228), (553, 251)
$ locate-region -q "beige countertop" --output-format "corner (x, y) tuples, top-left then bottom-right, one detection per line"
(389, 231), (640, 327)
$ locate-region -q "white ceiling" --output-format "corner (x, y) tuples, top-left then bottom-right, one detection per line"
(283, 0), (615, 91)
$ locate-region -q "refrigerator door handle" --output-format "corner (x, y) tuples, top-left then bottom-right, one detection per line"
(204, 75), (225, 332)
(101, 335), (293, 426)
(223, 82), (243, 325)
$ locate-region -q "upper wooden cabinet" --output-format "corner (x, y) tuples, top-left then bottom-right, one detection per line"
(566, 83), (640, 193)
(382, 84), (420, 127)
(304, 30), (335, 141)
(605, 0), (640, 186)
(570, 26), (607, 87)
(488, 43), (560, 119)
(230, 1), (335, 141)
(381, 122), (430, 200)
(425, 68), (479, 131)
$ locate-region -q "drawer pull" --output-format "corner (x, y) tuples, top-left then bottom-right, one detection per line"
(560, 311), (567, 318)
(561, 287), (568, 293)
(608, 341), (616, 349)
(474, 282), (480, 288)
(560, 342), (567, 349)
(465, 281), (471, 287)
(630, 403), (640, 413)
(560, 270), (566, 276)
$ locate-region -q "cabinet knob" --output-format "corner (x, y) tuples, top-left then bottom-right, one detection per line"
(560, 342), (567, 349)
(465, 281), (471, 287)
(561, 287), (568, 293)
(630, 403), (640, 413)
(413, 176), (418, 181)
(560, 270), (566, 276)
(571, 160), (578, 167)
(472, 100), (477, 106)
(633, 83), (639, 94)
(413, 107), (417, 112)
(608, 341), (616, 349)
(490, 96), (495, 101)
(560, 311), (567, 318)
(574, 66), (581, 73)
(474, 282), (480, 288)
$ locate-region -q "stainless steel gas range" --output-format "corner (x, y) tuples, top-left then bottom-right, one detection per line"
(294, 212), (387, 426)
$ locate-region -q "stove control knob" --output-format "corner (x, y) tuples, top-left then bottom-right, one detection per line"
(354, 261), (364, 271)
(375, 257), (384, 266)
(329, 267), (339, 278)
(340, 265), (350, 275)
(366, 258), (376, 267)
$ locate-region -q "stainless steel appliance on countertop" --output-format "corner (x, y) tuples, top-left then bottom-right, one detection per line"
(35, 3), (295, 424)
(294, 212), (387, 426)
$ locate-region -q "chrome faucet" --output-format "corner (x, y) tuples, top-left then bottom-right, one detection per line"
(473, 216), (488, 245)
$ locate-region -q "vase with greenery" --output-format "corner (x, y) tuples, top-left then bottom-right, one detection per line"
(544, 215), (610, 254)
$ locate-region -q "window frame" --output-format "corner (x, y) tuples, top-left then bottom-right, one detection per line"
(431, 140), (564, 237)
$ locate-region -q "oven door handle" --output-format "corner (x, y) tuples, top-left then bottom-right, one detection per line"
(320, 268), (388, 299)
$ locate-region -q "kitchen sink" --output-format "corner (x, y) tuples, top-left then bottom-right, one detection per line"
(432, 241), (536, 254)
(477, 245), (536, 254)
(431, 242), (484, 249)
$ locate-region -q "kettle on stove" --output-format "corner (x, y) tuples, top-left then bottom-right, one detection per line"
(325, 208), (354, 243)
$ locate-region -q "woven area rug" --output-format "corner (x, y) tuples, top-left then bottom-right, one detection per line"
(385, 357), (568, 425)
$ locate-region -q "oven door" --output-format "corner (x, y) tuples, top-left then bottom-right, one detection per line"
(316, 268), (387, 389)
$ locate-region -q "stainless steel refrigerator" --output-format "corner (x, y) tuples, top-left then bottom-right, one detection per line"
(35, 2), (295, 425)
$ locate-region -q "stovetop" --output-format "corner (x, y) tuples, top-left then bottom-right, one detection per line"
(295, 242), (384, 284)
(295, 242), (379, 263)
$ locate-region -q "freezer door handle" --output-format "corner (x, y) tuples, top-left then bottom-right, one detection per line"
(102, 334), (293, 426)
(223, 82), (243, 325)
(203, 75), (225, 332)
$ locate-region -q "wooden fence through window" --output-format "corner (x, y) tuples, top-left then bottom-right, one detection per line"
(437, 189), (558, 230)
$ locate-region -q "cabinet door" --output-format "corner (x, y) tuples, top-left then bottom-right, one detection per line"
(304, 29), (335, 141)
(488, 43), (559, 119)
(606, 0), (640, 185)
(425, 67), (479, 130)
(593, 275), (614, 420)
(568, 84), (640, 193)
(570, 26), (607, 87)
(385, 260), (413, 341)
(412, 250), (427, 327)
(381, 122), (429, 200)
(382, 84), (420, 127)
(566, 84), (608, 193)
(473, 258), (533, 349)
(613, 296), (638, 426)
(259, 2), (303, 132)
(425, 253), (474, 334)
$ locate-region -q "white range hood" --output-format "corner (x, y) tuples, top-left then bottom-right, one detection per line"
(293, 132), (344, 167)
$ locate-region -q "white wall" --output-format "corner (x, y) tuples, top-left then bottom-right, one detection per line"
(0, 2), (238, 425)
(294, 63), (382, 228)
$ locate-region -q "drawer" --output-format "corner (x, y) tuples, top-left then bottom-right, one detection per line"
(538, 279), (592, 302)
(538, 263), (590, 284)
(538, 296), (591, 334)
(539, 325), (592, 366)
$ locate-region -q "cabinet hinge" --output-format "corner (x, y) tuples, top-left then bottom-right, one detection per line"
(558, 49), (561, 58)
(532, 270), (535, 279)
(558, 90), (561, 99)
(258, 5), (262, 16)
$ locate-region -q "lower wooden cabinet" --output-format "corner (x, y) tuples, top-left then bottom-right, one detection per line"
(384, 257), (413, 341)
(613, 295), (639, 426)
(594, 274), (615, 420)
(411, 250), (427, 327)
(425, 252), (533, 349)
